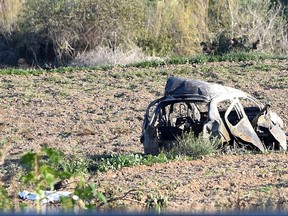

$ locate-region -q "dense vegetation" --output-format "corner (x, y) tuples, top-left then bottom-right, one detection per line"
(0, 0), (288, 67)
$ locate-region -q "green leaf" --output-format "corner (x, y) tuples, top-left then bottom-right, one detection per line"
(20, 152), (37, 171)
(96, 191), (107, 204)
(42, 146), (65, 164)
(21, 172), (36, 184)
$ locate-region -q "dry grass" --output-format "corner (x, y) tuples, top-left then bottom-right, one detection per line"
(0, 0), (23, 37)
(69, 46), (162, 67)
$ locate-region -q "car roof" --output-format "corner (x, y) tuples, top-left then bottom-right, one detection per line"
(164, 77), (245, 100)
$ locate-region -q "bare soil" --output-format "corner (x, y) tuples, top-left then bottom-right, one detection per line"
(0, 59), (287, 213)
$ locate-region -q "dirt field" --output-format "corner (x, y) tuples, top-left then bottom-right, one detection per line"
(0, 59), (287, 213)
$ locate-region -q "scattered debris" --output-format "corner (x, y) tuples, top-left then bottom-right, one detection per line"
(141, 77), (287, 155)
(18, 190), (79, 205)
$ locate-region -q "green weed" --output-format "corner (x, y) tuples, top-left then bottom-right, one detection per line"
(97, 154), (143, 172)
(74, 182), (107, 210)
(145, 194), (168, 213)
(96, 152), (170, 172)
(19, 146), (110, 212)
(0, 53), (287, 76)
(60, 155), (92, 174)
(127, 60), (165, 68)
(0, 68), (43, 75)
(142, 152), (170, 165)
(20, 147), (71, 211)
(255, 185), (274, 193)
(169, 133), (220, 160)
(0, 186), (13, 211)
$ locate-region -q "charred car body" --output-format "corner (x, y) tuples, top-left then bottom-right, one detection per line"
(140, 77), (287, 155)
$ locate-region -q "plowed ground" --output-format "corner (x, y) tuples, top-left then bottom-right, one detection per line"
(0, 59), (287, 213)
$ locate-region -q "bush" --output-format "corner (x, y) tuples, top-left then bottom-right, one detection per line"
(207, 0), (288, 55)
(17, 0), (147, 65)
(1, 0), (288, 66)
(141, 0), (209, 56)
(169, 133), (219, 160)
(200, 32), (260, 55)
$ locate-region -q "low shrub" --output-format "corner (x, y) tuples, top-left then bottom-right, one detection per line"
(96, 152), (170, 172)
(169, 133), (220, 160)
(16, 0), (147, 65)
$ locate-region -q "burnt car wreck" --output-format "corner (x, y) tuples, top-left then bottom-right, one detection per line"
(140, 77), (287, 155)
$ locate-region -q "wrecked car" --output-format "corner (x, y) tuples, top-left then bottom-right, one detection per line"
(140, 77), (287, 155)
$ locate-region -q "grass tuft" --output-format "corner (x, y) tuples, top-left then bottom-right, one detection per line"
(96, 152), (170, 172)
(169, 133), (220, 160)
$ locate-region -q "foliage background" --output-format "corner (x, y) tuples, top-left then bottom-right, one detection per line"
(0, 0), (288, 66)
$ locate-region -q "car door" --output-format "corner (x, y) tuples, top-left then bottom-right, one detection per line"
(223, 98), (265, 152)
